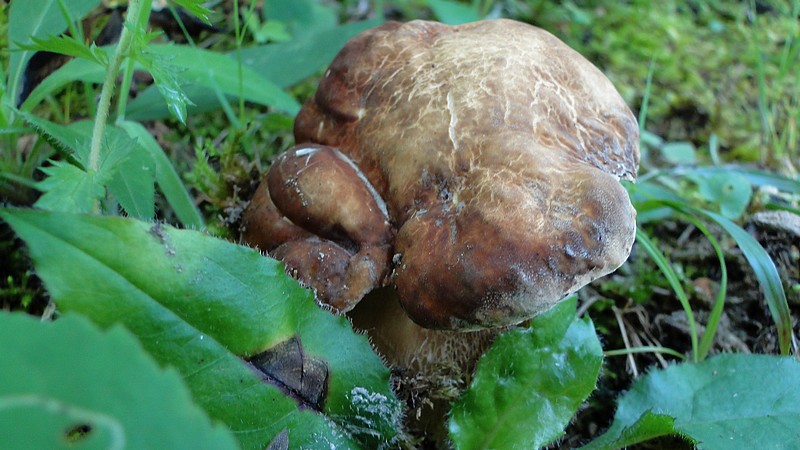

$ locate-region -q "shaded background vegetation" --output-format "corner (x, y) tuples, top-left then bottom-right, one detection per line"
(1, 0), (798, 448)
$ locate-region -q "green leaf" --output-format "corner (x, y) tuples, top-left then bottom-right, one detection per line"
(0, 209), (400, 448)
(17, 35), (108, 66)
(67, 122), (156, 220)
(7, 0), (100, 105)
(583, 354), (800, 449)
(428, 0), (482, 24)
(629, 185), (794, 355)
(449, 297), (603, 449)
(263, 0), (337, 37)
(690, 173), (752, 219)
(135, 50), (193, 124)
(660, 141), (697, 165)
(254, 21), (293, 44)
(126, 18), (381, 121)
(584, 412), (677, 449)
(126, 44), (300, 121)
(691, 209), (794, 355)
(0, 313), (239, 450)
(240, 17), (384, 89)
(21, 113), (156, 219)
(169, 0), (212, 25)
(34, 161), (103, 213)
(18, 111), (88, 166)
(20, 57), (106, 112)
(119, 120), (204, 228)
(675, 166), (800, 195)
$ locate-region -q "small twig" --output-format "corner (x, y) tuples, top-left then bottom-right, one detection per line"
(612, 305), (639, 377)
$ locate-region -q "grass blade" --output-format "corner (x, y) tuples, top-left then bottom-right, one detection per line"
(636, 228), (698, 362)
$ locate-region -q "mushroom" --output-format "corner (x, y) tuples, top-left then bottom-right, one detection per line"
(242, 18), (638, 333)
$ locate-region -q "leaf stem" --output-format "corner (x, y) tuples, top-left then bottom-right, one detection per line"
(88, 0), (141, 173)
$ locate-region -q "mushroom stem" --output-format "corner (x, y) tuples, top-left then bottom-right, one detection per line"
(349, 288), (500, 444)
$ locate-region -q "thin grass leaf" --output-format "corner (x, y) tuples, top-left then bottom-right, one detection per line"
(633, 180), (795, 355)
(17, 35), (108, 66)
(636, 228), (698, 362)
(604, 346), (687, 361)
(692, 208), (794, 355)
(681, 216), (728, 360)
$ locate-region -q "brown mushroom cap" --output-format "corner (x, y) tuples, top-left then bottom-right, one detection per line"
(290, 19), (638, 329)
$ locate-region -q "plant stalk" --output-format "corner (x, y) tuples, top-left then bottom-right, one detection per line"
(88, 0), (141, 173)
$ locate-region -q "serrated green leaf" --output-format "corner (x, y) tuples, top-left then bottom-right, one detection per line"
(20, 113), (156, 219)
(17, 35), (108, 66)
(19, 111), (89, 163)
(34, 161), (103, 213)
(135, 50), (193, 124)
(67, 122), (155, 220)
(583, 354), (800, 449)
(0, 209), (400, 448)
(7, 0), (100, 105)
(169, 0), (212, 25)
(0, 313), (239, 450)
(449, 297), (603, 449)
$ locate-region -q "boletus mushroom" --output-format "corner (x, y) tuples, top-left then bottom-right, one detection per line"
(243, 17), (638, 391)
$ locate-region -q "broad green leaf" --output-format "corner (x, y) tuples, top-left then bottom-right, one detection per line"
(126, 18), (381, 121)
(449, 297), (603, 449)
(34, 161), (103, 213)
(0, 313), (239, 450)
(7, 0), (100, 105)
(126, 44), (300, 121)
(690, 173), (752, 219)
(0, 209), (400, 448)
(428, 0), (482, 24)
(675, 166), (800, 195)
(583, 412), (677, 449)
(583, 354), (800, 449)
(238, 17), (383, 88)
(119, 120), (204, 228)
(263, 0), (337, 37)
(660, 141), (697, 165)
(249, 20), (293, 44)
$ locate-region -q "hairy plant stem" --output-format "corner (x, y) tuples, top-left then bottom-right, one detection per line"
(88, 0), (142, 173)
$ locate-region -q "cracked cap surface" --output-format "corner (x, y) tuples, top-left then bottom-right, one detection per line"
(291, 19), (639, 329)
